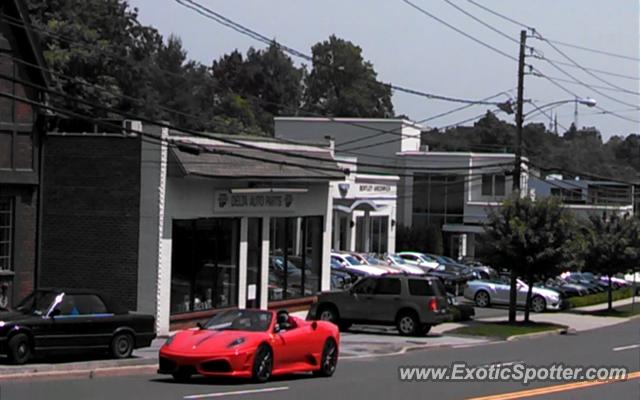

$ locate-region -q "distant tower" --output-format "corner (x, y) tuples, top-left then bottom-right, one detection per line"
(554, 114), (558, 135)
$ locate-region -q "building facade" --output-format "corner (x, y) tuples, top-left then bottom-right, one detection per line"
(275, 117), (527, 259)
(0, 0), (48, 307)
(40, 123), (342, 335)
(530, 175), (634, 219)
(331, 156), (398, 256)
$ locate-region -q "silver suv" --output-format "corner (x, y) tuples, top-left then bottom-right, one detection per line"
(308, 274), (451, 336)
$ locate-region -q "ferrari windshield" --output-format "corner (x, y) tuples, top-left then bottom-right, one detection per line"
(204, 310), (273, 332)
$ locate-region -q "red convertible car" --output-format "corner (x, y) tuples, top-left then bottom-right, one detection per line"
(158, 309), (340, 382)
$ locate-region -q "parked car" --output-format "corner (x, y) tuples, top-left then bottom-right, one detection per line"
(349, 253), (401, 274)
(426, 264), (471, 295)
(385, 254), (426, 275)
(396, 252), (440, 270)
(447, 294), (475, 321)
(464, 277), (567, 312)
(535, 279), (585, 298)
(471, 266), (499, 281)
(159, 309), (339, 383)
(0, 289), (156, 365)
(308, 274), (450, 336)
(331, 253), (387, 276)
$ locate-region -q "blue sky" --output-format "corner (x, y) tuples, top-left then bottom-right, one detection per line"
(129, 0), (639, 139)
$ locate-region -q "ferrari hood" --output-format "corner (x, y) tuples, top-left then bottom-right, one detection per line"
(166, 329), (264, 353)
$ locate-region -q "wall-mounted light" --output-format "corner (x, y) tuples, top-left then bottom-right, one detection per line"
(350, 220), (355, 228)
(391, 219), (396, 228)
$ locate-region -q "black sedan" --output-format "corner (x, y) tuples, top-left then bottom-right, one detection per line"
(0, 288), (156, 364)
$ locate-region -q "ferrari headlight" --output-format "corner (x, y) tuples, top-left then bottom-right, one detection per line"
(227, 337), (246, 348)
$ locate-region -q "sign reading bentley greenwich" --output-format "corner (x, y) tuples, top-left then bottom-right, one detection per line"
(358, 184), (392, 193)
(214, 191), (295, 212)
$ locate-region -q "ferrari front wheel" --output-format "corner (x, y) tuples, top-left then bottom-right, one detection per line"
(252, 344), (273, 383)
(314, 338), (338, 377)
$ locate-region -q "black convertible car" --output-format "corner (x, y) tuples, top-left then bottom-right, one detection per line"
(0, 288), (156, 364)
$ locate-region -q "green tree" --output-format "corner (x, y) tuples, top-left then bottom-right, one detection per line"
(27, 0), (163, 117)
(484, 195), (575, 322)
(303, 35), (393, 118)
(581, 215), (640, 310)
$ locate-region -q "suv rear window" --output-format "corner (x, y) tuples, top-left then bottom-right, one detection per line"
(409, 279), (444, 296)
(374, 278), (401, 295)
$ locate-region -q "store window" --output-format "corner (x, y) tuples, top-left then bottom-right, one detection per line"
(355, 215), (388, 255)
(0, 198), (12, 271)
(482, 174), (507, 197)
(170, 218), (240, 314)
(269, 216), (322, 301)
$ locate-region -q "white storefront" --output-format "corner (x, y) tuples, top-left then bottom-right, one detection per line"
(331, 157), (398, 255)
(137, 127), (343, 335)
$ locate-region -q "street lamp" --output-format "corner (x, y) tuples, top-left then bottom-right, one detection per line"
(524, 97), (597, 129)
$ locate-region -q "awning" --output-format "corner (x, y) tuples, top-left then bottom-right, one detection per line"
(170, 143), (345, 180)
(333, 199), (387, 214)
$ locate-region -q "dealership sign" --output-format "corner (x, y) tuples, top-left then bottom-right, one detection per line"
(214, 191), (295, 213)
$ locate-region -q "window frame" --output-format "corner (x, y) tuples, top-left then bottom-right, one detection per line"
(0, 197), (13, 271)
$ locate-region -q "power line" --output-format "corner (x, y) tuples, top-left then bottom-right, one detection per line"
(401, 0), (519, 62)
(527, 73), (640, 96)
(399, 0), (640, 124)
(464, 0), (640, 62)
(0, 74), (516, 176)
(0, 12), (515, 162)
(336, 89), (514, 149)
(175, 0), (509, 107)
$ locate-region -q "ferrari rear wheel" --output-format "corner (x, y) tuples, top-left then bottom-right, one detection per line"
(314, 338), (338, 377)
(252, 345), (273, 383)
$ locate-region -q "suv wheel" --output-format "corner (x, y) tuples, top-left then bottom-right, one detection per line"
(318, 305), (339, 324)
(396, 311), (419, 336)
(474, 290), (490, 308)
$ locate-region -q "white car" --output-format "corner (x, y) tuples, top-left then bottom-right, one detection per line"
(464, 277), (566, 312)
(331, 253), (387, 276)
(396, 252), (440, 270)
(386, 254), (426, 275)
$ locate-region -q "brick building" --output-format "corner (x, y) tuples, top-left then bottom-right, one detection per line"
(0, 0), (49, 307)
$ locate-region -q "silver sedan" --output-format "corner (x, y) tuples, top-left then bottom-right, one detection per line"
(463, 277), (565, 313)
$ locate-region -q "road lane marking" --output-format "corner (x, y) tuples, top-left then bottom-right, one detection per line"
(613, 344), (639, 351)
(467, 371), (640, 400)
(183, 386), (289, 399)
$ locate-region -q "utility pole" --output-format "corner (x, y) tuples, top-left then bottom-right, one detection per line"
(508, 29), (527, 324)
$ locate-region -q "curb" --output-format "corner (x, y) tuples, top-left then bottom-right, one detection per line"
(0, 363), (159, 382)
(506, 328), (568, 341)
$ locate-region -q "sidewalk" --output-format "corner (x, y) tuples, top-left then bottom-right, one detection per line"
(572, 295), (640, 312)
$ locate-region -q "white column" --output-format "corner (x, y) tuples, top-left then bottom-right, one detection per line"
(363, 210), (371, 253)
(238, 217), (248, 309)
(259, 217), (270, 309)
(321, 185), (333, 291)
(388, 206), (396, 254)
(332, 212), (340, 251)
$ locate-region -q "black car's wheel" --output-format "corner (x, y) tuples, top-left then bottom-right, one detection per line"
(172, 369), (192, 383)
(474, 290), (490, 308)
(531, 296), (547, 313)
(396, 311), (420, 336)
(314, 338), (338, 377)
(7, 333), (31, 365)
(252, 344), (273, 383)
(110, 332), (134, 359)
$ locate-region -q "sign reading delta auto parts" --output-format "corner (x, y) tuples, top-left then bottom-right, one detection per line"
(213, 191), (295, 213)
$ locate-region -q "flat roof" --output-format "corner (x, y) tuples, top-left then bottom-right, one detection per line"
(274, 117), (425, 130)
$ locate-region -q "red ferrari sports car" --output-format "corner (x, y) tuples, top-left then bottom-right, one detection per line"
(158, 309), (340, 382)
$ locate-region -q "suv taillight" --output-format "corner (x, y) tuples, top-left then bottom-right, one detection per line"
(428, 298), (438, 312)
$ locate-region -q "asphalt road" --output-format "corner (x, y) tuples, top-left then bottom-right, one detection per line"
(2, 319), (639, 400)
